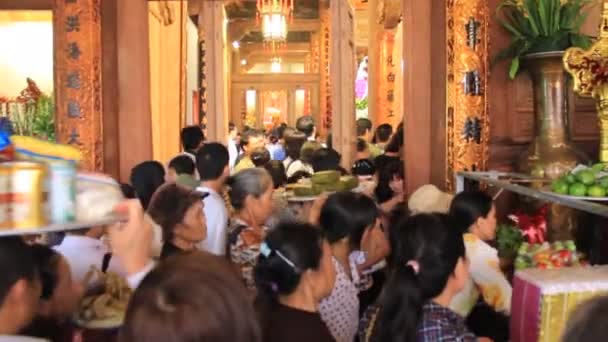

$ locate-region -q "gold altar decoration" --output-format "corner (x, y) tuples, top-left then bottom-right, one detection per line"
(53, 0), (103, 172)
(445, 0), (490, 190)
(564, 1), (608, 163)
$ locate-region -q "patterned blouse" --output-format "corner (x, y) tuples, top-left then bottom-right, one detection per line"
(450, 233), (512, 317)
(319, 257), (361, 342)
(418, 302), (477, 342)
(228, 219), (268, 291)
(358, 302), (476, 342)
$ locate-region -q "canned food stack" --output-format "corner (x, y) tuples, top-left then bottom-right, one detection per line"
(0, 135), (122, 231)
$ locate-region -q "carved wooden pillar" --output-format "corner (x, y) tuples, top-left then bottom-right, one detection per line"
(200, 0), (228, 143)
(319, 1), (332, 137)
(330, 0), (356, 168)
(53, 0), (103, 172)
(367, 0), (380, 124)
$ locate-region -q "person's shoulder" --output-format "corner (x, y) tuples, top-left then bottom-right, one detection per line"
(0, 336), (49, 342)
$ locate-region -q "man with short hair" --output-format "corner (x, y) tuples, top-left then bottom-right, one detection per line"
(234, 129), (265, 173)
(356, 118), (382, 158)
(374, 123), (393, 150)
(196, 143), (230, 255)
(180, 125), (205, 180)
(166, 155), (196, 183)
(296, 115), (317, 141)
(0, 238), (42, 336)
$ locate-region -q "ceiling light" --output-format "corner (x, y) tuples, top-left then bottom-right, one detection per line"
(232, 41), (240, 49)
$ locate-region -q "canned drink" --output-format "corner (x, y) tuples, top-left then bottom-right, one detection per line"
(0, 164), (11, 229)
(48, 160), (76, 224)
(8, 161), (48, 229)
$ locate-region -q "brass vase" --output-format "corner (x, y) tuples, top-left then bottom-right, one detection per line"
(517, 51), (589, 180)
(517, 52), (589, 242)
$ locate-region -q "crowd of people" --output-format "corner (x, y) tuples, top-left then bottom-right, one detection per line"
(0, 116), (607, 342)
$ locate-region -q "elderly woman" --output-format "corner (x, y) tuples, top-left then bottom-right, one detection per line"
(147, 183), (207, 259)
(227, 168), (275, 290)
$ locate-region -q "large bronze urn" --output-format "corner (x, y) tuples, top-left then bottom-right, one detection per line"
(517, 51), (589, 180)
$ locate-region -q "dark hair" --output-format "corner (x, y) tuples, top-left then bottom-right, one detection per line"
(385, 122), (403, 153)
(356, 118), (373, 137)
(30, 245), (61, 300)
(228, 122), (236, 133)
(241, 129), (264, 149)
(286, 170), (311, 184)
(300, 141), (322, 164)
(296, 116), (315, 138)
(180, 126), (204, 151)
(264, 161), (287, 189)
(130, 161), (166, 210)
(356, 138), (368, 153)
(374, 123), (393, 143)
(120, 183), (136, 199)
(226, 168), (273, 211)
(277, 124), (290, 140)
(311, 148), (341, 173)
(449, 191), (493, 234)
(251, 147), (271, 167)
(0, 238), (38, 306)
(168, 155), (195, 176)
(146, 183), (202, 242)
(371, 214), (466, 342)
(375, 160), (404, 203)
(196, 143), (229, 181)
(352, 159), (376, 176)
(562, 295), (608, 342)
(284, 130), (307, 161)
(319, 192), (378, 249)
(120, 252), (261, 342)
(254, 222), (324, 309)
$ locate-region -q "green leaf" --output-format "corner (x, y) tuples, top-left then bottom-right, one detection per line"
(524, 0), (544, 35)
(538, 0), (550, 35)
(498, 18), (525, 38)
(509, 57), (520, 79)
(570, 33), (593, 49)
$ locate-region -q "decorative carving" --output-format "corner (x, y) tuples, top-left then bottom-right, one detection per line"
(445, 0), (489, 190)
(320, 3), (332, 132)
(564, 1), (608, 162)
(54, 0), (103, 171)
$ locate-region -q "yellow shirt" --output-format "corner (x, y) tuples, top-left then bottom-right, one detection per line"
(449, 233), (512, 317)
(234, 156), (255, 173)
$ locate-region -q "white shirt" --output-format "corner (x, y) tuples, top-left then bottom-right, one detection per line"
(196, 186), (229, 255)
(286, 160), (314, 178)
(228, 139), (239, 171)
(54, 235), (126, 285)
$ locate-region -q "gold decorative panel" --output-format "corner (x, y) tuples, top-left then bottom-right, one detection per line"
(53, 0), (103, 171)
(446, 0), (490, 190)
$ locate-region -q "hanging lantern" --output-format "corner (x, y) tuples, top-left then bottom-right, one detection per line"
(257, 0), (293, 42)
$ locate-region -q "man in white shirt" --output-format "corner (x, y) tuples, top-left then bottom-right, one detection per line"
(54, 227), (126, 286)
(195, 143), (230, 255)
(227, 122), (239, 171)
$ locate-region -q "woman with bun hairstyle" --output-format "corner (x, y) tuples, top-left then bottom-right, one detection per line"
(449, 191), (510, 342)
(254, 222), (336, 342)
(366, 214), (477, 342)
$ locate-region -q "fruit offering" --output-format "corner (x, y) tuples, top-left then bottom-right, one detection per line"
(550, 163), (608, 198)
(496, 224), (524, 259)
(514, 240), (582, 270)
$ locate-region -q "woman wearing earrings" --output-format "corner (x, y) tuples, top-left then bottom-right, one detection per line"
(254, 222), (336, 342)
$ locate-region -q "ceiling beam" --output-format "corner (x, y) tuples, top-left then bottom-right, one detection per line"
(229, 18), (320, 41)
(0, 0), (52, 10)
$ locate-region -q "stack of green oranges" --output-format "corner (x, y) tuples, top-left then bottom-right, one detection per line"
(551, 163), (608, 198)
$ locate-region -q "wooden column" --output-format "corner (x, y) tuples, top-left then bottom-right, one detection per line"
(200, 0), (228, 143)
(115, 0), (153, 180)
(367, 0), (380, 124)
(402, 0), (433, 193)
(330, 0), (356, 168)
